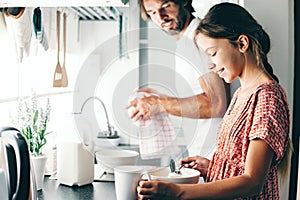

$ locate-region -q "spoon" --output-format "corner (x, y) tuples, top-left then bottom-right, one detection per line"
(176, 165), (184, 174)
(169, 159), (183, 174)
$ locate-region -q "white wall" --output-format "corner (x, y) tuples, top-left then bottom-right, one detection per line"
(0, 6), (140, 147)
(244, 1), (294, 199)
(244, 1), (294, 101)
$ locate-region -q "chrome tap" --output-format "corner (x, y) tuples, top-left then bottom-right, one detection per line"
(78, 96), (114, 136)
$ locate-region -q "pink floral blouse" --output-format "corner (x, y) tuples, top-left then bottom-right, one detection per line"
(207, 80), (290, 199)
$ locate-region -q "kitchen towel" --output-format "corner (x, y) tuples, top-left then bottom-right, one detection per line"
(137, 112), (180, 160)
(128, 92), (180, 160)
(128, 91), (180, 160)
(4, 7), (32, 63)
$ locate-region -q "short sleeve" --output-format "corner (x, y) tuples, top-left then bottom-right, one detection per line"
(248, 85), (290, 163)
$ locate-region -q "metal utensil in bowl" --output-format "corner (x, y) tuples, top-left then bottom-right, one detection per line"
(169, 159), (183, 174)
(170, 158), (176, 173)
(176, 165), (184, 174)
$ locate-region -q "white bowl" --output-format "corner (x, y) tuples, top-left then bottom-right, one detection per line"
(94, 137), (121, 148)
(95, 149), (139, 173)
(148, 167), (200, 184)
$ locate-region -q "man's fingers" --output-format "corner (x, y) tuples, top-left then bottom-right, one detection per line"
(136, 88), (154, 93)
(143, 93), (152, 97)
(130, 109), (139, 119)
(134, 112), (144, 121)
(126, 100), (137, 109)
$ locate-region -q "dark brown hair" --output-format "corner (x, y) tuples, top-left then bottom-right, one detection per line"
(137, 0), (195, 20)
(195, 2), (279, 83)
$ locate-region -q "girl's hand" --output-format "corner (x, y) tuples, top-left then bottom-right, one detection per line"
(180, 156), (210, 178)
(137, 180), (181, 200)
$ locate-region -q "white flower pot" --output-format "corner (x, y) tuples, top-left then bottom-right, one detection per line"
(31, 155), (47, 190)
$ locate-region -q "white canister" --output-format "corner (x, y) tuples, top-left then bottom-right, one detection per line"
(57, 113), (95, 186)
(57, 142), (94, 186)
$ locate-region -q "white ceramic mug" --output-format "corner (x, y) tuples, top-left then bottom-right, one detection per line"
(114, 165), (151, 200)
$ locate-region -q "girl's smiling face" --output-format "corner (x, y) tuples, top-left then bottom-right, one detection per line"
(195, 33), (245, 83)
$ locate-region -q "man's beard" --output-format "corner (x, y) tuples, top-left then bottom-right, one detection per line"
(163, 9), (188, 36)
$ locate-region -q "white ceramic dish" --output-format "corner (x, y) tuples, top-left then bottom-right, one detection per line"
(94, 137), (120, 148)
(149, 167), (200, 184)
(95, 149), (139, 173)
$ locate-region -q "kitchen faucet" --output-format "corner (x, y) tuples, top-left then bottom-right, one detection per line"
(78, 96), (115, 137)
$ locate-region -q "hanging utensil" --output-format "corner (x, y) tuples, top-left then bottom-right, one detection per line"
(53, 10), (62, 87)
(61, 12), (68, 87)
(118, 14), (122, 59)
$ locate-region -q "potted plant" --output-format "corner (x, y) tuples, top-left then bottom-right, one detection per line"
(13, 93), (51, 190)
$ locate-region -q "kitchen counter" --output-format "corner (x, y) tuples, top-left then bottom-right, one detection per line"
(37, 144), (188, 199)
(38, 176), (116, 200)
(37, 145), (157, 200)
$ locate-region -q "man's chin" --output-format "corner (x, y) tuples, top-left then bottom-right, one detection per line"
(163, 28), (180, 36)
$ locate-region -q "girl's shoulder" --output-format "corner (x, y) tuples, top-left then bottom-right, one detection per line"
(252, 80), (290, 115)
(255, 80), (288, 99)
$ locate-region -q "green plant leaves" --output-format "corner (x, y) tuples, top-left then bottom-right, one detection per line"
(16, 96), (51, 156)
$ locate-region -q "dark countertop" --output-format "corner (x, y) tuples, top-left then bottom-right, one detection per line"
(38, 176), (116, 200)
(37, 144), (187, 199)
(37, 145), (160, 200)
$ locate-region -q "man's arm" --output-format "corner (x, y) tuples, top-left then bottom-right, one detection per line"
(158, 72), (228, 118)
(127, 72), (229, 120)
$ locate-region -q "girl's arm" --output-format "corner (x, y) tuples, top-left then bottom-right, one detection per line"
(138, 139), (274, 200)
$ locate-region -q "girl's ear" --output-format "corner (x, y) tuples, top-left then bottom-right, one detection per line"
(237, 35), (249, 53)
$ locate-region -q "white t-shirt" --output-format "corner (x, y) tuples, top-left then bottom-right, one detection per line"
(176, 18), (210, 95)
(175, 18), (222, 158)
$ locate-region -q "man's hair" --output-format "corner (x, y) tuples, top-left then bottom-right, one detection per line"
(137, 0), (195, 20)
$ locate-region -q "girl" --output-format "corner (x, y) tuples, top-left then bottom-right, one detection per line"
(137, 3), (292, 199)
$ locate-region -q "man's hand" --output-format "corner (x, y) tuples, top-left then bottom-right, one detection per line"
(126, 88), (165, 121)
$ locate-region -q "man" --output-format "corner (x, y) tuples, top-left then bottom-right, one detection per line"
(127, 0), (230, 157)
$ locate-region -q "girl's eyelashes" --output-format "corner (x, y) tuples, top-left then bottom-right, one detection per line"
(211, 52), (216, 57)
(206, 50), (216, 57)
